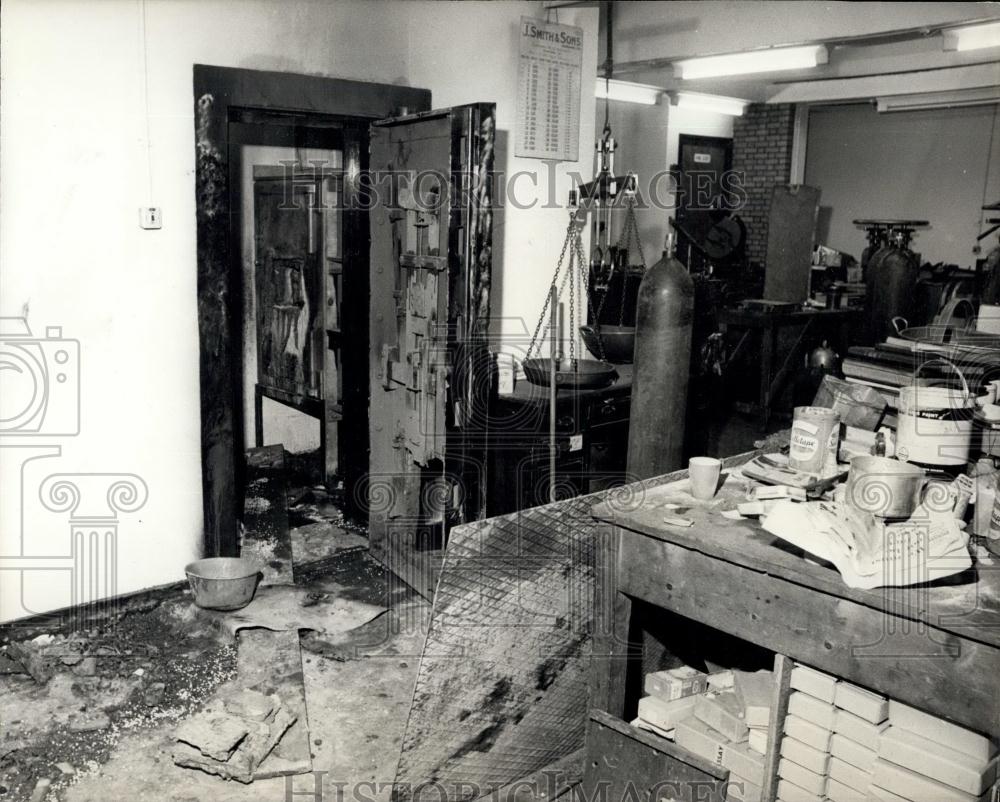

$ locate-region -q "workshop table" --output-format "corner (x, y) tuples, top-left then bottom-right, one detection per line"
(588, 459), (1000, 799)
(719, 306), (862, 429)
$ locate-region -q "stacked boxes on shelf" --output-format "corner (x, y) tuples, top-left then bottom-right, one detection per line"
(871, 699), (998, 802)
(633, 665), (774, 802)
(777, 663), (837, 802)
(827, 678), (889, 801)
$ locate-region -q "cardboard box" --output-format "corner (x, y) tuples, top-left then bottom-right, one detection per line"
(723, 739), (766, 787)
(778, 757), (827, 795)
(830, 733), (877, 773)
(833, 708), (888, 752)
(780, 736), (830, 775)
(727, 773), (763, 802)
(790, 664), (838, 704)
(734, 669), (773, 728)
(830, 756), (872, 793)
(748, 727), (768, 755)
(637, 694), (699, 733)
(865, 784), (910, 802)
(707, 669), (734, 690)
(834, 682), (888, 724)
(644, 666), (709, 702)
(826, 776), (867, 802)
(674, 716), (727, 767)
(694, 690), (748, 742)
(872, 758), (992, 802)
(788, 691), (836, 730)
(784, 714), (832, 752)
(776, 777), (824, 802)
(630, 717), (674, 741)
(888, 700), (997, 764)
(879, 726), (997, 795)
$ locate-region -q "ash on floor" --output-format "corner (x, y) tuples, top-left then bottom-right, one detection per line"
(1, 496), (428, 802)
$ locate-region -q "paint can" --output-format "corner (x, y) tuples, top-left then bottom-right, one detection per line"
(896, 359), (974, 467)
(788, 406), (840, 475)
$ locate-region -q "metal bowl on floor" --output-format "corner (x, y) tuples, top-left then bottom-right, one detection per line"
(580, 325), (636, 364)
(521, 357), (618, 389)
(185, 557), (261, 611)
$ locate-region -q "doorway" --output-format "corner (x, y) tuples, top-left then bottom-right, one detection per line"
(674, 134), (734, 272)
(194, 65), (430, 557)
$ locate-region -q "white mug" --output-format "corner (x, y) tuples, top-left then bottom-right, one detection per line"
(689, 457), (723, 501)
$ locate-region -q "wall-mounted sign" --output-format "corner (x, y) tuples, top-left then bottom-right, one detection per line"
(516, 16), (582, 162)
(693, 153), (712, 164)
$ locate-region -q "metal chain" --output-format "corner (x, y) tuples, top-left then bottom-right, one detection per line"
(526, 208), (584, 358)
(614, 194), (647, 326)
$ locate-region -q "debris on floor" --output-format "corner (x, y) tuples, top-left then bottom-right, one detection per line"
(190, 583), (387, 638)
(242, 445), (295, 586)
(173, 688), (296, 783)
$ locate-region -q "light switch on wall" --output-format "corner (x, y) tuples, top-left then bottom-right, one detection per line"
(139, 207), (162, 229)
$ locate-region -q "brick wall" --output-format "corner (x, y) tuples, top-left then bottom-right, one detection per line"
(732, 104), (796, 265)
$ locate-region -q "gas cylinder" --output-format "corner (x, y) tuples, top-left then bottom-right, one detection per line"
(860, 224), (888, 273)
(865, 227), (920, 343)
(627, 232), (695, 480)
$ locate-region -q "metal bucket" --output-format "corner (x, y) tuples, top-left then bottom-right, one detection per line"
(185, 557), (261, 611)
(897, 359), (974, 466)
(845, 455), (926, 519)
(579, 325), (635, 364)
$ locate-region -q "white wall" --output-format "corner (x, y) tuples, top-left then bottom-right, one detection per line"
(0, 0), (597, 621)
(805, 103), (1000, 265)
(405, 2), (599, 359)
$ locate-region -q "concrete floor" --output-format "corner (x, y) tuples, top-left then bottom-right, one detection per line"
(0, 485), (430, 802)
(0, 408), (771, 802)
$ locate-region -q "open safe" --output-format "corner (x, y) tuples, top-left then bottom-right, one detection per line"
(365, 103), (495, 598)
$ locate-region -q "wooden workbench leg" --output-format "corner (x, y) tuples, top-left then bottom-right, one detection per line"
(760, 328), (775, 430)
(254, 385), (264, 447)
(589, 522), (634, 719)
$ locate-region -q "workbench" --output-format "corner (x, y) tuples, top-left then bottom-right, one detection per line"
(719, 307), (862, 429)
(588, 456), (1000, 799)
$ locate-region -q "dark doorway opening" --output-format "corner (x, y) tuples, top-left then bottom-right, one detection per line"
(194, 65), (430, 558)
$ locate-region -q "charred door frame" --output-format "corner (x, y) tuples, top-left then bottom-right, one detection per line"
(194, 64), (430, 557)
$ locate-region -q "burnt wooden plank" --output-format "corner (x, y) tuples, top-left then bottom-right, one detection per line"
(237, 628), (311, 780)
(242, 445), (294, 585)
(617, 531), (1000, 735)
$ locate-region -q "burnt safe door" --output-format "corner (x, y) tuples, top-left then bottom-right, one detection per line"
(367, 104), (494, 598)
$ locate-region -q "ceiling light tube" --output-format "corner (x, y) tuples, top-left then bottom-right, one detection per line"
(876, 87), (1000, 112)
(671, 91), (749, 116)
(674, 44), (828, 80)
(595, 78), (663, 105)
(942, 20), (1000, 52)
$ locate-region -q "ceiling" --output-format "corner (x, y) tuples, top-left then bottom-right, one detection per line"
(596, 2), (1000, 105)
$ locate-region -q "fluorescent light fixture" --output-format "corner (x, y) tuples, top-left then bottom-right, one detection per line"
(670, 91), (749, 116)
(595, 78), (663, 105)
(876, 86), (1000, 112)
(674, 44), (828, 80)
(942, 20), (1000, 52)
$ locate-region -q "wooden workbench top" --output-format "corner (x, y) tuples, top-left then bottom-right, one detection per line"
(592, 470), (1000, 651)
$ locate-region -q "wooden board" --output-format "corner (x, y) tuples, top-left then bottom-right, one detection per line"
(762, 184), (820, 303)
(615, 532), (1000, 735)
(592, 474), (1000, 649)
(761, 654), (793, 802)
(237, 628), (311, 779)
(582, 710), (729, 802)
(242, 445), (294, 585)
